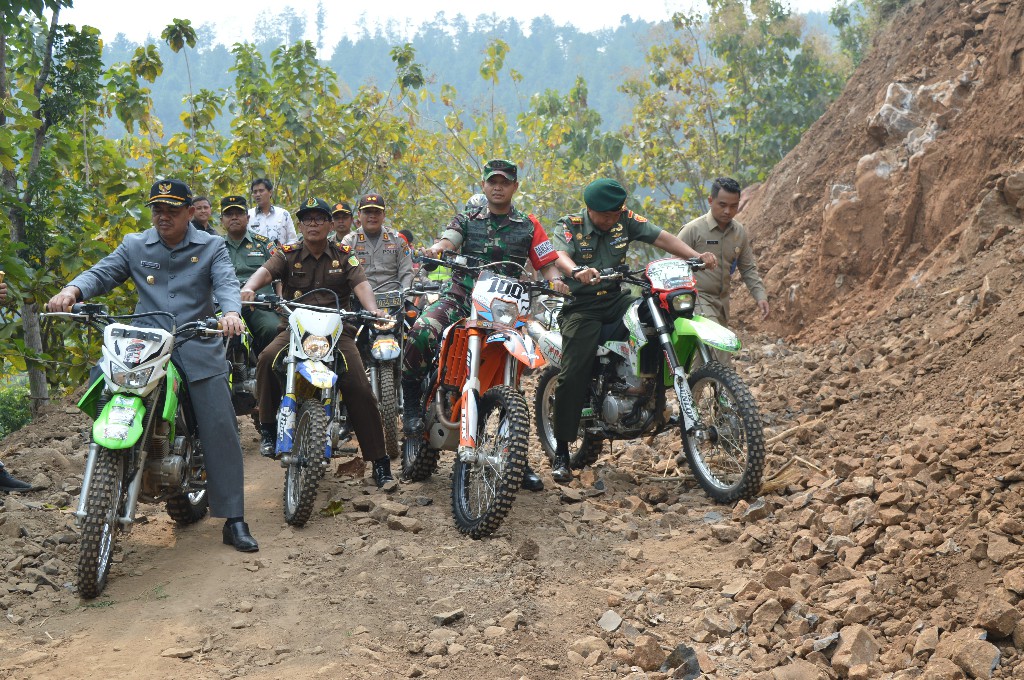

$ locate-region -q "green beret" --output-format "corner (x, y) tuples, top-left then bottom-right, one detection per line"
(584, 178), (627, 212)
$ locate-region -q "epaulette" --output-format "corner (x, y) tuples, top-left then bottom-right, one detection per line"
(568, 215), (583, 225)
(252, 233), (271, 243)
(626, 210), (648, 223)
(280, 241), (300, 253)
(336, 242), (352, 253)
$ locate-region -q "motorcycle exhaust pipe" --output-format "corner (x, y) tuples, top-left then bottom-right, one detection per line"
(74, 442), (100, 522)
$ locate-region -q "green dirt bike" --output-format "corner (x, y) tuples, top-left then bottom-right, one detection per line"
(529, 258), (765, 503)
(42, 305), (221, 598)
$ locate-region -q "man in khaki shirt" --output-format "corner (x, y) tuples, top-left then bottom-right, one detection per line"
(678, 177), (769, 326)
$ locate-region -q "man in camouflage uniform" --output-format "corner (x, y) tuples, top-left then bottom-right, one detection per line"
(240, 198), (395, 487)
(341, 193), (413, 292)
(402, 159), (570, 491)
(220, 195), (279, 355)
(677, 177), (769, 326)
(550, 178), (717, 483)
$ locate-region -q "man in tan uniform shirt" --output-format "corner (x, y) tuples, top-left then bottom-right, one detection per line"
(678, 177), (769, 326)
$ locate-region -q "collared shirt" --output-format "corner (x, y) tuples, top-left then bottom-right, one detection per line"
(552, 209), (661, 295)
(262, 240), (366, 309)
(677, 212), (766, 302)
(247, 205), (297, 246)
(67, 224), (239, 381)
(341, 226), (413, 292)
(190, 220), (215, 234)
(224, 229), (276, 295)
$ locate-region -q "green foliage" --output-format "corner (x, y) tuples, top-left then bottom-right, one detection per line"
(830, 0), (911, 67)
(0, 380), (31, 440)
(620, 0), (843, 223)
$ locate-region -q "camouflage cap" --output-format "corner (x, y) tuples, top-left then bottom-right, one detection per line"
(220, 195), (248, 212)
(583, 178), (628, 212)
(295, 197), (332, 219)
(147, 179), (193, 208)
(483, 159), (517, 181)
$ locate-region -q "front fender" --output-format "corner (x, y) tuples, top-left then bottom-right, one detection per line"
(297, 360), (337, 389)
(674, 315), (741, 353)
(370, 335), (401, 361)
(501, 331), (546, 370)
(93, 394), (146, 450)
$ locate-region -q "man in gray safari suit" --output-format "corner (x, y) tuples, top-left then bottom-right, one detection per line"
(46, 179), (259, 552)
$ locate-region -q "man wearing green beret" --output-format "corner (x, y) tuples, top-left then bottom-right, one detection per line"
(549, 178), (717, 483)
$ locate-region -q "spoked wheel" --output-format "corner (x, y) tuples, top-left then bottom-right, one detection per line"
(283, 399), (327, 527)
(680, 361), (765, 503)
(77, 448), (127, 599)
(533, 366), (604, 470)
(452, 385), (528, 539)
(379, 362), (401, 460)
(165, 409), (209, 524)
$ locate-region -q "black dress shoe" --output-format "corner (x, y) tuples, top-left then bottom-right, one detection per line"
(521, 464), (544, 492)
(222, 521), (259, 552)
(0, 468), (32, 493)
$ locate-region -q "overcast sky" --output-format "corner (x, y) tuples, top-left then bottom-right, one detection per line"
(62, 0), (841, 47)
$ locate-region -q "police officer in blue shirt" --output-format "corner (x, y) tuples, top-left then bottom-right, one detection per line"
(47, 179), (259, 553)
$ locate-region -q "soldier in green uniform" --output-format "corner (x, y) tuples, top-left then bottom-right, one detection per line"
(677, 177), (769, 326)
(402, 159), (571, 491)
(220, 195), (279, 355)
(549, 178), (717, 483)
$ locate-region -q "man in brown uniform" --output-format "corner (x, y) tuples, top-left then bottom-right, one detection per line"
(678, 177), (769, 327)
(240, 198), (394, 486)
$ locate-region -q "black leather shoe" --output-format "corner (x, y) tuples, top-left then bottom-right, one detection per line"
(222, 521), (259, 552)
(372, 457), (394, 487)
(0, 468), (32, 493)
(521, 463), (544, 492)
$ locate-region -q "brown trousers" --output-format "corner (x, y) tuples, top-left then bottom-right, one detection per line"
(257, 329), (386, 461)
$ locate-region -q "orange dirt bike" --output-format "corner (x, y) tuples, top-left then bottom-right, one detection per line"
(402, 252), (571, 538)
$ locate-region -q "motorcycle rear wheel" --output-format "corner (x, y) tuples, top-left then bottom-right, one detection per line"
(77, 448), (127, 599)
(283, 399), (327, 527)
(534, 366), (604, 470)
(379, 362), (401, 460)
(680, 361), (765, 503)
(452, 385), (528, 539)
(165, 409), (209, 524)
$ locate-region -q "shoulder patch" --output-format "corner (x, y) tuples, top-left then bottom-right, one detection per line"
(563, 229), (574, 242)
(348, 255), (359, 267)
(627, 210), (648, 223)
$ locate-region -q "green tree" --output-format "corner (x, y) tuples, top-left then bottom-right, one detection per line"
(620, 0), (843, 223)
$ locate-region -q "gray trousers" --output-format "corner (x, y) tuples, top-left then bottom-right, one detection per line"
(184, 372), (245, 518)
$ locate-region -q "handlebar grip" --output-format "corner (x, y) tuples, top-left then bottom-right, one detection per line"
(71, 303), (84, 313)
(0, 271), (5, 284)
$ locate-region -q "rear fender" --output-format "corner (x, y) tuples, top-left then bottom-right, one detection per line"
(93, 394), (145, 450)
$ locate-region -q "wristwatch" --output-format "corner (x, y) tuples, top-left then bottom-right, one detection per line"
(570, 265), (589, 280)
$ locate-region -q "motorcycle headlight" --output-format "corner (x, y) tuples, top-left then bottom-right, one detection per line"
(111, 366), (154, 389)
(670, 292), (695, 313)
(302, 334), (332, 360)
(491, 299), (520, 326)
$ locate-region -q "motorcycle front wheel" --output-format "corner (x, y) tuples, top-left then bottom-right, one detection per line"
(534, 366), (604, 470)
(283, 399), (327, 527)
(77, 447), (127, 599)
(165, 409), (209, 524)
(379, 361), (401, 460)
(452, 385), (528, 539)
(680, 361), (765, 503)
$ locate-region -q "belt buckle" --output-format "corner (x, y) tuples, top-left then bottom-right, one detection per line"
(596, 290), (607, 296)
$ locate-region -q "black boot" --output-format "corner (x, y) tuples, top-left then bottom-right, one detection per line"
(551, 440), (572, 484)
(0, 467), (32, 493)
(402, 377), (424, 434)
(259, 423), (277, 458)
(372, 457), (395, 487)
(521, 462), (544, 491)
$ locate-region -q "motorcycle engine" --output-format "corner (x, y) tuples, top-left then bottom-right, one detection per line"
(143, 423), (187, 495)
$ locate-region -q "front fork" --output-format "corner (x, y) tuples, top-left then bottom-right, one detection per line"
(646, 298), (699, 432)
(457, 332), (482, 462)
